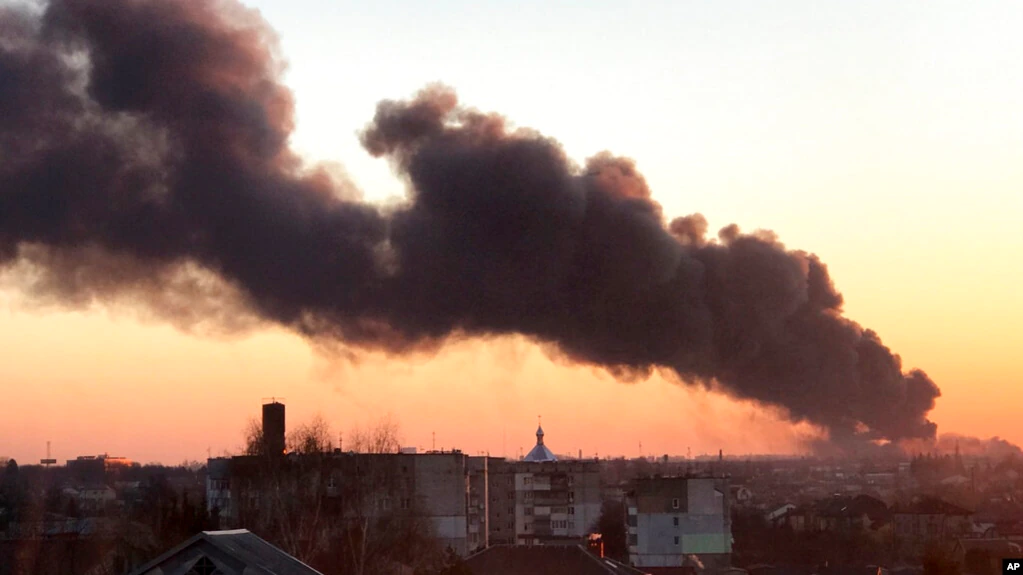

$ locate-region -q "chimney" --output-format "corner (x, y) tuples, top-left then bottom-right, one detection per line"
(262, 400), (286, 456)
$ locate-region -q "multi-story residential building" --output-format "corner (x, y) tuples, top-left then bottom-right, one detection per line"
(488, 425), (602, 546)
(467, 455), (489, 552)
(208, 449), (481, 555)
(206, 402), (484, 556)
(626, 476), (732, 570)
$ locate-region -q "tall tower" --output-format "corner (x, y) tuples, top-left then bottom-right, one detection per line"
(262, 399), (286, 457)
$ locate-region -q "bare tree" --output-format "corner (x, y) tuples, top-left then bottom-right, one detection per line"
(231, 415), (450, 574)
(242, 417), (265, 456)
(346, 415), (402, 454)
(288, 414), (334, 455)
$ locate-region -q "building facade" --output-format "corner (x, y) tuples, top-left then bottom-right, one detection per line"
(487, 426), (603, 546)
(206, 402), (483, 556)
(207, 450), (480, 555)
(626, 476), (732, 569)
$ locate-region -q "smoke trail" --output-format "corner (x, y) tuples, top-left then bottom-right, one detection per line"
(0, 0), (941, 446)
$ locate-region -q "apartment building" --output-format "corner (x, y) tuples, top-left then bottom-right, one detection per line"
(626, 476), (732, 569)
(488, 425), (602, 545)
(205, 402), (483, 556)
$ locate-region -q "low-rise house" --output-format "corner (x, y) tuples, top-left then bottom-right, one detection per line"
(764, 504), (795, 526)
(76, 485), (116, 512)
(951, 538), (1022, 575)
(815, 494), (889, 532)
(465, 544), (644, 575)
(128, 529), (323, 575)
(892, 496), (973, 553)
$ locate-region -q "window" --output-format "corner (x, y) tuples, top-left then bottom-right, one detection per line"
(674, 536), (680, 545)
(569, 506), (575, 515)
(400, 498), (411, 510)
(568, 492), (575, 503)
(525, 507), (533, 516)
(524, 492), (534, 501)
(568, 521), (575, 530)
(628, 534), (637, 546)
(524, 476), (532, 485)
(673, 517), (679, 527)
(568, 475), (574, 486)
(672, 498), (680, 510)
(507, 492), (514, 500)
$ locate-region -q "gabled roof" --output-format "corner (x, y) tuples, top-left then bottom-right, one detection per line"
(465, 545), (646, 575)
(891, 496), (972, 516)
(128, 529), (324, 575)
(952, 537), (1022, 554)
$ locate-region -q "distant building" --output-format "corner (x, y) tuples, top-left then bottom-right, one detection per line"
(782, 494), (889, 533)
(76, 485), (117, 512)
(262, 400), (286, 457)
(128, 529), (323, 575)
(66, 454), (132, 485)
(892, 496), (973, 541)
(523, 425), (557, 462)
(488, 425), (602, 546)
(626, 476), (732, 570)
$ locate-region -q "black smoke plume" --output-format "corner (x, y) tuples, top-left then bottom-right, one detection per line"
(0, 0), (941, 446)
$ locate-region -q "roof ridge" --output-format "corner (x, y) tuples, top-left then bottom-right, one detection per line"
(577, 544), (634, 574)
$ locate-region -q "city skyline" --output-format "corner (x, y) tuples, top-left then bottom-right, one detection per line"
(2, 0), (1022, 466)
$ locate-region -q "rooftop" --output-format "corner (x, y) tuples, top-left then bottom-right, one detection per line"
(465, 545), (646, 575)
(128, 529), (323, 575)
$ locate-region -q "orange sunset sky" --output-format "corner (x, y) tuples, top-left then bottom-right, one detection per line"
(1, 1), (1022, 465)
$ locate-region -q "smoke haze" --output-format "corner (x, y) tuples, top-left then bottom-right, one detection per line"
(0, 0), (943, 449)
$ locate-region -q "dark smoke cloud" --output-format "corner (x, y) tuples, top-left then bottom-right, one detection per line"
(905, 434), (1023, 460)
(1, 0), (943, 446)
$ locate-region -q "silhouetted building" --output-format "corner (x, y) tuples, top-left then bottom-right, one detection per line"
(66, 454), (132, 485)
(262, 400), (286, 457)
(128, 529), (323, 575)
